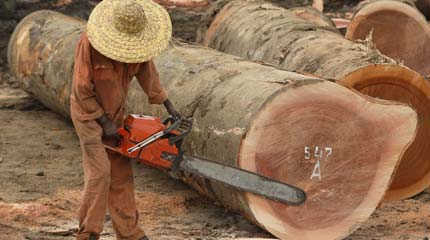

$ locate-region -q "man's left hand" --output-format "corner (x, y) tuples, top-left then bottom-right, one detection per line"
(163, 99), (182, 119)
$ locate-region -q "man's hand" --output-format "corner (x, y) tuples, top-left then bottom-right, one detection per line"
(163, 99), (181, 119)
(97, 115), (120, 141)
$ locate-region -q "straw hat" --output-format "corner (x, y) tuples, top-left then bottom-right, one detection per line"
(87, 0), (172, 63)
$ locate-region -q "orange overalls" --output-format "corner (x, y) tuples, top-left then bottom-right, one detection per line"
(70, 32), (168, 240)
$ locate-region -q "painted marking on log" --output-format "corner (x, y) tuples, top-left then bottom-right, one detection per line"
(209, 126), (245, 136)
(305, 146), (333, 180)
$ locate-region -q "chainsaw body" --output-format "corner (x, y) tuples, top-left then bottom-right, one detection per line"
(113, 114), (182, 169)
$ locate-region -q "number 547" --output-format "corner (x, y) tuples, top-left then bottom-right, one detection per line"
(304, 146), (333, 161)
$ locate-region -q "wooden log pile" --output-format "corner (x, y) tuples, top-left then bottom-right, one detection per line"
(203, 0), (430, 202)
(7, 10), (419, 240)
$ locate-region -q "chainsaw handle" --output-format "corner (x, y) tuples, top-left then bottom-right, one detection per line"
(168, 118), (193, 146)
(162, 115), (176, 126)
(163, 116), (182, 134)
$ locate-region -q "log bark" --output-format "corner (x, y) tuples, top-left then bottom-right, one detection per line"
(346, 0), (430, 76)
(289, 6), (336, 29)
(151, 0), (325, 42)
(204, 0), (430, 201)
(8, 10), (418, 240)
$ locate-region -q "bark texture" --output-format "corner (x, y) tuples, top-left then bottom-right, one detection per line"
(204, 0), (430, 201)
(289, 6), (336, 30)
(8, 10), (418, 240)
(154, 0), (325, 42)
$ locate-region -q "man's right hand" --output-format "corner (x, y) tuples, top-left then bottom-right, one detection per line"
(97, 115), (120, 141)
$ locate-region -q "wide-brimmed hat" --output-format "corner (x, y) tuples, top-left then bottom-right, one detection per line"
(87, 0), (172, 63)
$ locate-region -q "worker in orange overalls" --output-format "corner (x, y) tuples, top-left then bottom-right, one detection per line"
(70, 0), (179, 239)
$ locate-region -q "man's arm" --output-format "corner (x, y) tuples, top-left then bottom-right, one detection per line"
(73, 33), (118, 139)
(136, 60), (181, 118)
(72, 34), (104, 121)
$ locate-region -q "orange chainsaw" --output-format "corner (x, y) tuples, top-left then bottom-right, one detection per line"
(105, 114), (306, 205)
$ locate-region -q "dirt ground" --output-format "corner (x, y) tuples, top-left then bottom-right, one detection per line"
(0, 0), (429, 240)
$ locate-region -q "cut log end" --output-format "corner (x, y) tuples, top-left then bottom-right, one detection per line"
(342, 64), (430, 200)
(239, 81), (417, 239)
(346, 0), (430, 76)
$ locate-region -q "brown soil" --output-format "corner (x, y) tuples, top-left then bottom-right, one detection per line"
(0, 1), (429, 239)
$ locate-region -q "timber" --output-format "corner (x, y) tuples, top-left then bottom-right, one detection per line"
(204, 0), (430, 201)
(346, 0), (430, 76)
(151, 0), (324, 42)
(289, 6), (336, 29)
(8, 10), (418, 240)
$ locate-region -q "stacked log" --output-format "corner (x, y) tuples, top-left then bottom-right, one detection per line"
(204, 0), (430, 201)
(346, 0), (430, 76)
(289, 6), (336, 29)
(8, 10), (418, 240)
(149, 0), (325, 42)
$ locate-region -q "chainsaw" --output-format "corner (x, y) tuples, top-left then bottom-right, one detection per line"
(104, 114), (306, 205)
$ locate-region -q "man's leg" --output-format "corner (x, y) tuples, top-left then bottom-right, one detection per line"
(73, 118), (111, 240)
(107, 151), (146, 240)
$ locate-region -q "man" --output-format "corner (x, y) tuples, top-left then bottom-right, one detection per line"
(70, 0), (179, 239)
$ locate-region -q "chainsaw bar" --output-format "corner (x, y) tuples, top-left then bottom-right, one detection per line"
(179, 154), (306, 205)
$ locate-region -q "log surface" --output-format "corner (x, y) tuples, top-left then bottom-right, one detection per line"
(8, 10), (418, 240)
(204, 0), (430, 201)
(289, 6), (335, 29)
(155, 0), (324, 42)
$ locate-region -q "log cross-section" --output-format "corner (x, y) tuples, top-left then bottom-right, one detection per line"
(8, 10), (418, 240)
(204, 0), (430, 201)
(346, 0), (430, 76)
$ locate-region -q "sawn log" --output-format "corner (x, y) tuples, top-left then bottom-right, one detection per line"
(204, 0), (430, 202)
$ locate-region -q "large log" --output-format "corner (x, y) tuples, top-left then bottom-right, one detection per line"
(204, 0), (430, 201)
(8, 10), (418, 240)
(346, 0), (430, 76)
(150, 0), (325, 42)
(289, 6), (336, 29)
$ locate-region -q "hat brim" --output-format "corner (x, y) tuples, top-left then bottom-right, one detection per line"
(87, 0), (172, 63)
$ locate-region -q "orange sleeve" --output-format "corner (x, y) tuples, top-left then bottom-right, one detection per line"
(135, 60), (168, 104)
(72, 33), (104, 121)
